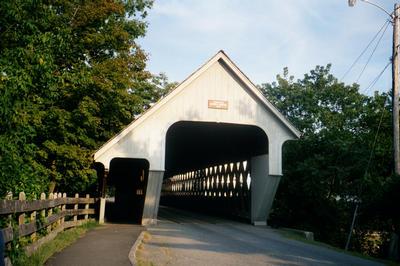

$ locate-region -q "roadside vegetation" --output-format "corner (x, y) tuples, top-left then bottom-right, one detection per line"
(276, 228), (398, 265)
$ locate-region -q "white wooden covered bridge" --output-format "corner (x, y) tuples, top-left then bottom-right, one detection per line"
(94, 51), (300, 225)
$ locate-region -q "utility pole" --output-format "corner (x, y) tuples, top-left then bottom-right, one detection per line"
(349, 0), (400, 176)
(392, 3), (400, 176)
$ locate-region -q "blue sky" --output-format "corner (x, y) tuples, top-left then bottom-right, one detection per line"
(138, 0), (396, 95)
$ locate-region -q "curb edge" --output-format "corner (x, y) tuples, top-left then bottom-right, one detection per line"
(128, 230), (146, 266)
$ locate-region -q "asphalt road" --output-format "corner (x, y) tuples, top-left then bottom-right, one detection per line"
(137, 206), (383, 266)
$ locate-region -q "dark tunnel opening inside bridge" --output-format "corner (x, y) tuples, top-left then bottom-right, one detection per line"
(160, 121), (268, 222)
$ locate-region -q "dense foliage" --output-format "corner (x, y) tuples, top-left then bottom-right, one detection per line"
(261, 65), (399, 258)
(0, 0), (177, 197)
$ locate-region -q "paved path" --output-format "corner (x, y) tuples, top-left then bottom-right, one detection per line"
(46, 223), (143, 266)
(137, 206), (383, 266)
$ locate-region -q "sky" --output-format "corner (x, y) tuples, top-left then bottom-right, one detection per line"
(138, 0), (397, 95)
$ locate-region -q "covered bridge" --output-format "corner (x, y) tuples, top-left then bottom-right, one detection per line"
(94, 51), (300, 225)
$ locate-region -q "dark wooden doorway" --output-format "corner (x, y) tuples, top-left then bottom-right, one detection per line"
(107, 158), (149, 224)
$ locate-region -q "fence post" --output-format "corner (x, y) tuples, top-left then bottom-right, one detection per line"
(47, 193), (53, 233)
(40, 193), (46, 233)
(5, 192), (12, 252)
(5, 192), (12, 227)
(99, 197), (106, 224)
(18, 192), (26, 240)
(53, 193), (59, 229)
(30, 194), (37, 242)
(57, 192), (62, 227)
(61, 193), (66, 226)
(74, 193), (79, 222)
(84, 194), (89, 220)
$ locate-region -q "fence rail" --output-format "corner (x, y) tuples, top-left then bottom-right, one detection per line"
(0, 196), (94, 215)
(0, 191), (97, 261)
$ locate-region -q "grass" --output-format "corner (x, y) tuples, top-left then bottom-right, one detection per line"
(135, 231), (155, 266)
(276, 229), (399, 266)
(142, 231), (151, 242)
(11, 221), (98, 266)
(136, 259), (155, 266)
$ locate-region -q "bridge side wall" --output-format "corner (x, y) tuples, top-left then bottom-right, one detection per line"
(251, 154), (281, 225)
(142, 170), (164, 225)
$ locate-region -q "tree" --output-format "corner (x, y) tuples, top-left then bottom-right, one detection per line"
(261, 65), (395, 256)
(0, 0), (156, 197)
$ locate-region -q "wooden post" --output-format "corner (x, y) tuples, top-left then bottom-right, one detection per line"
(57, 192), (62, 227)
(53, 193), (59, 228)
(74, 193), (79, 222)
(84, 194), (89, 220)
(40, 193), (46, 232)
(99, 197), (106, 224)
(61, 193), (66, 225)
(5, 192), (12, 227)
(102, 171), (108, 198)
(30, 194), (37, 242)
(47, 193), (53, 233)
(5, 192), (13, 251)
(18, 192), (26, 240)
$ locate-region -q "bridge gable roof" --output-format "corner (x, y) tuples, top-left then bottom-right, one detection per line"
(94, 50), (300, 160)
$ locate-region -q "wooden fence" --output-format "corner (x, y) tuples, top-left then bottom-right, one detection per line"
(0, 192), (97, 261)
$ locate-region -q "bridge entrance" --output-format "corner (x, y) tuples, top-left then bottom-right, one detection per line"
(161, 121), (268, 220)
(105, 158), (149, 224)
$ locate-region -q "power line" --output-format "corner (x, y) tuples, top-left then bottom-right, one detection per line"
(363, 92), (389, 177)
(356, 20), (390, 83)
(362, 61), (391, 94)
(341, 20), (390, 81)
